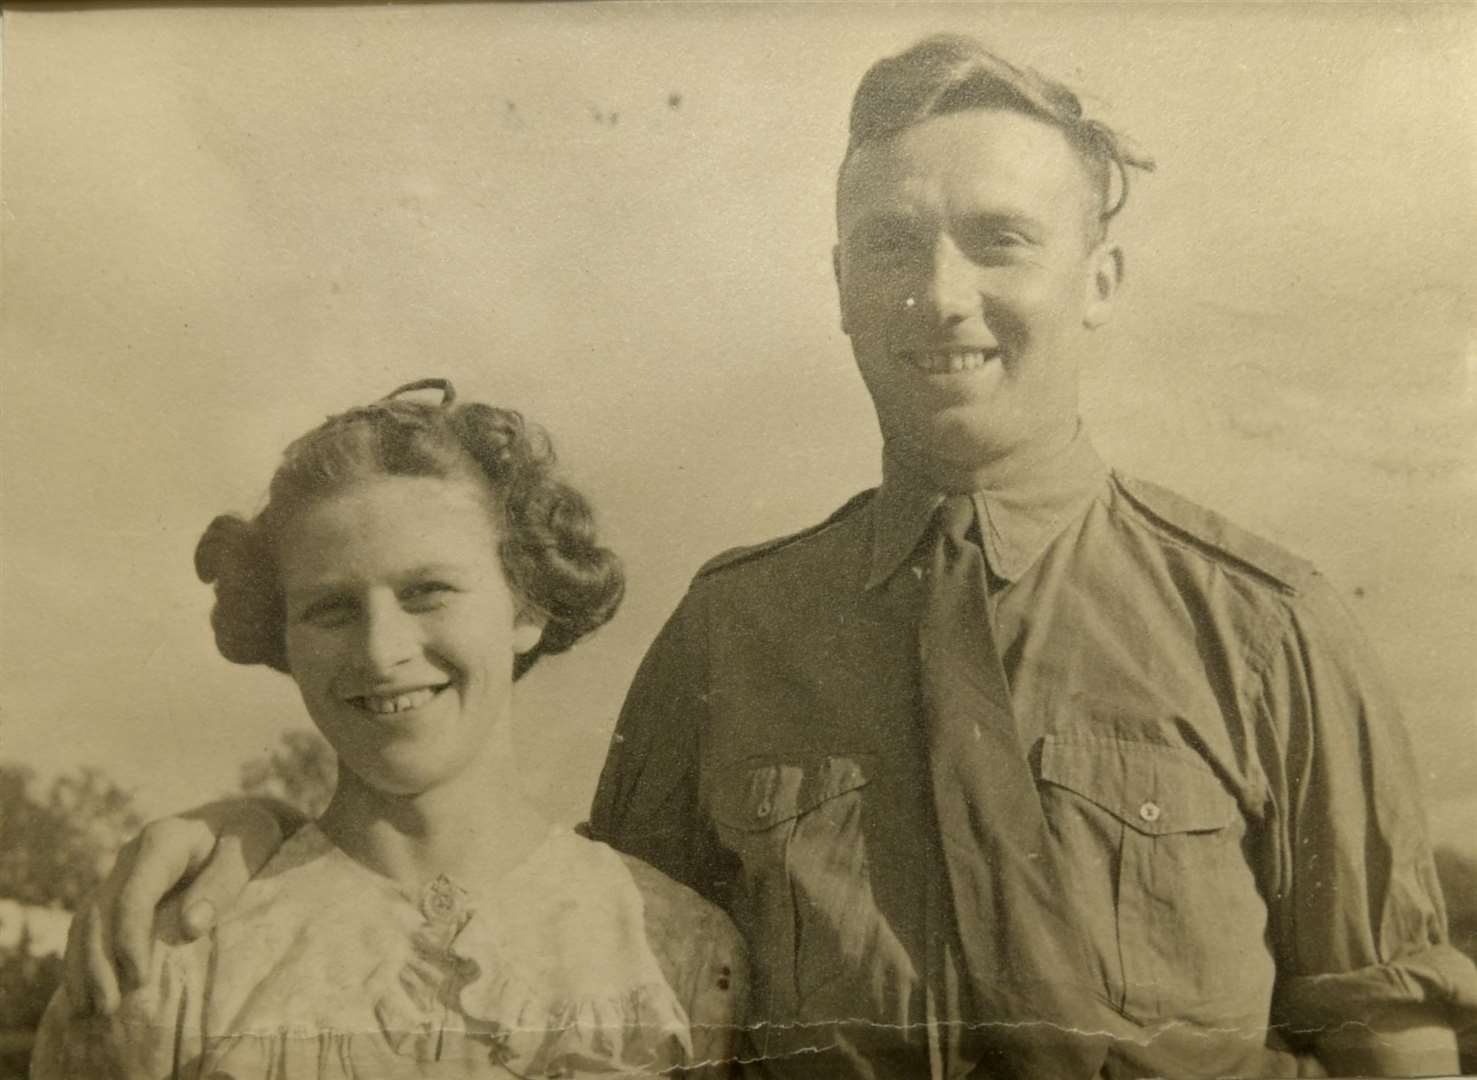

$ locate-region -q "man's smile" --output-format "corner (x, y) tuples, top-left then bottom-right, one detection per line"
(893, 345), (1002, 375)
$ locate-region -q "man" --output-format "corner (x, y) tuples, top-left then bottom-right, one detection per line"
(67, 34), (1476, 1079)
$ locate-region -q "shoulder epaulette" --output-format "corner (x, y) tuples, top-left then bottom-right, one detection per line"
(695, 488), (876, 579)
(1112, 473), (1314, 594)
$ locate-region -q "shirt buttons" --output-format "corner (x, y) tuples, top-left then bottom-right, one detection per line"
(1138, 801), (1163, 824)
(756, 799), (772, 819)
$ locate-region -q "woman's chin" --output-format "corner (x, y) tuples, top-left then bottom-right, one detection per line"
(335, 746), (472, 802)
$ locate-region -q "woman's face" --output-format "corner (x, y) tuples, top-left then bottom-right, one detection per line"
(277, 473), (542, 799)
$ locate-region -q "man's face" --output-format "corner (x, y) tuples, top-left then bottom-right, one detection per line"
(834, 108), (1120, 483)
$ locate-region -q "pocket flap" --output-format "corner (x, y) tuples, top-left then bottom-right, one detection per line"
(1039, 737), (1235, 835)
(713, 753), (872, 832)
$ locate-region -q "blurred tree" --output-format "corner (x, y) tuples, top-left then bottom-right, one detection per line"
(0, 764), (142, 910)
(0, 764), (142, 1073)
(239, 730), (336, 819)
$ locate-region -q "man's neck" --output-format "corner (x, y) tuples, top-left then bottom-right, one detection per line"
(888, 421), (1082, 495)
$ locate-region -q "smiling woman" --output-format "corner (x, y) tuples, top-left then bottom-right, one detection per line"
(30, 381), (747, 1079)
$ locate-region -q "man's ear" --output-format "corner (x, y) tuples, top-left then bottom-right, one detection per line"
(512, 609), (546, 655)
(833, 244), (850, 335)
(1083, 243), (1124, 329)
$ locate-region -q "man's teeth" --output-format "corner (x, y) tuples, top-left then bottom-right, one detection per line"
(905, 349), (996, 374)
(355, 687), (440, 714)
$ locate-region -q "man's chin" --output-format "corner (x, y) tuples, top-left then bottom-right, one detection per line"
(884, 422), (1012, 488)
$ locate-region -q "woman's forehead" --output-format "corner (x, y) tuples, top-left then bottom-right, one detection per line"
(277, 474), (501, 582)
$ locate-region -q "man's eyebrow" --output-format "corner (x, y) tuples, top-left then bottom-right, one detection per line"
(851, 210), (918, 229)
(846, 211), (924, 244)
(956, 210), (1044, 237)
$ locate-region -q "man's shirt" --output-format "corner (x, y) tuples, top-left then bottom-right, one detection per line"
(589, 430), (1477, 1078)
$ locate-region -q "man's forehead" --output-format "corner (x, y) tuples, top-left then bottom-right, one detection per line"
(837, 109), (1096, 228)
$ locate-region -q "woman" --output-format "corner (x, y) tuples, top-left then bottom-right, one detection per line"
(33, 379), (746, 1078)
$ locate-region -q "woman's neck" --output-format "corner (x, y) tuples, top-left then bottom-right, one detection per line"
(317, 729), (549, 893)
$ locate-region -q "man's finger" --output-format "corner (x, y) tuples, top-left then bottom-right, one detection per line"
(62, 892), (92, 1016)
(112, 818), (216, 992)
(82, 902), (120, 1016)
(177, 807), (284, 939)
(65, 838), (138, 1017)
(62, 899), (99, 1016)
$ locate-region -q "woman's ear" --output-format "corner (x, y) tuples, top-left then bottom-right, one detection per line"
(512, 608), (546, 655)
(833, 244), (851, 335)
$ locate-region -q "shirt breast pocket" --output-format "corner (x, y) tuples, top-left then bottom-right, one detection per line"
(711, 754), (873, 1020)
(1040, 736), (1272, 1025)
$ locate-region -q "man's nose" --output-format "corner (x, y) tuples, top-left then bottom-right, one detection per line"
(360, 598), (418, 674)
(923, 234), (980, 324)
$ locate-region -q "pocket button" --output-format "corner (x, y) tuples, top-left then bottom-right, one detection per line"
(1138, 800), (1162, 824)
(756, 799), (772, 820)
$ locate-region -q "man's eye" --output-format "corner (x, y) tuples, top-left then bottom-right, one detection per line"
(970, 230), (1032, 255)
(865, 238), (923, 264)
(852, 227), (925, 265)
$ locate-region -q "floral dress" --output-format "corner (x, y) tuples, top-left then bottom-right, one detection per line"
(33, 825), (747, 1078)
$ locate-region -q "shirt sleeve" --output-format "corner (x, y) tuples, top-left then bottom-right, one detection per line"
(1261, 576), (1477, 1065)
(588, 588), (730, 905)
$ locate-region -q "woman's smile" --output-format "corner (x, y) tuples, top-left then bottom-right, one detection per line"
(345, 682), (452, 716)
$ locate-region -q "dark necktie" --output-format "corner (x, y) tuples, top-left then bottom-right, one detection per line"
(919, 495), (1108, 1078)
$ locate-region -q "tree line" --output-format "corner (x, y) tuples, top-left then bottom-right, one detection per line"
(0, 733), (336, 1078)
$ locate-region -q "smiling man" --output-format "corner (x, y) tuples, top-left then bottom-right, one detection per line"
(588, 34), (1477, 1079)
(66, 33), (1476, 1080)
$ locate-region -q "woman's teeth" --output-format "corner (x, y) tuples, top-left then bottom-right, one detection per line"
(906, 348), (997, 374)
(354, 687), (440, 714)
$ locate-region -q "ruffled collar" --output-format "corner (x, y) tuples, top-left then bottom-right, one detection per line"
(285, 823), (694, 1073)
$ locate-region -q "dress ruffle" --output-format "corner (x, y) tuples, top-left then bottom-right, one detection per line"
(446, 832), (692, 1073)
(301, 824), (695, 1075)
(34, 823), (745, 1079)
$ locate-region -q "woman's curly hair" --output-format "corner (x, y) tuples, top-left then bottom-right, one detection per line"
(193, 379), (624, 681)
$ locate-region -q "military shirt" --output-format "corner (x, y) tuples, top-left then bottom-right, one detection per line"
(588, 429), (1477, 1078)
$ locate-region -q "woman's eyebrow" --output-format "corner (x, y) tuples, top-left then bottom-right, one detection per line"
(281, 578), (356, 615)
(288, 590), (355, 621)
(400, 563), (467, 579)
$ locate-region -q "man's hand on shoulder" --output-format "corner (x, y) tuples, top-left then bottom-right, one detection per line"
(61, 797), (303, 1016)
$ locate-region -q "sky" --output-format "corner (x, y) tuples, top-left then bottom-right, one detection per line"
(1, 3), (1474, 841)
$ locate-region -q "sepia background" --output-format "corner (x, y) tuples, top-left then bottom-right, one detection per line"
(1, 3), (1474, 1053)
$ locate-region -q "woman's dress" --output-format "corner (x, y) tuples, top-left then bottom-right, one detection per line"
(33, 824), (747, 1078)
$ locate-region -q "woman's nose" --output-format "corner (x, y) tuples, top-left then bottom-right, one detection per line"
(923, 234), (980, 325)
(360, 600), (418, 674)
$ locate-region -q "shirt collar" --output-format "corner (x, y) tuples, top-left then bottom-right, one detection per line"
(866, 425), (1109, 590)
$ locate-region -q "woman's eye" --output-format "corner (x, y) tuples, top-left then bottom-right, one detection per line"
(298, 599), (356, 629)
(401, 582), (455, 609)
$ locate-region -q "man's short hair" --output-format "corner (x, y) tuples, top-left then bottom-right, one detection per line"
(841, 34), (1154, 242)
